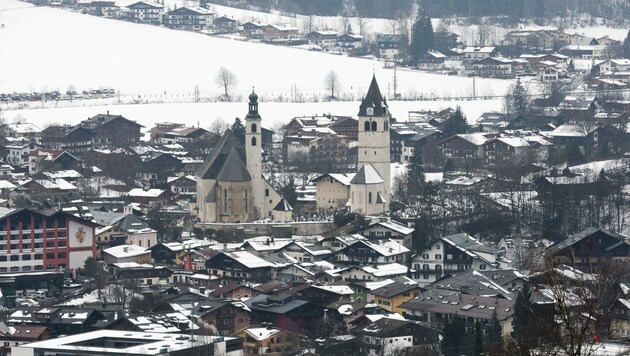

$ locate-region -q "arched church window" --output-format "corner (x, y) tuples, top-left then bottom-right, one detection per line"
(364, 121), (370, 131)
(371, 121), (377, 131)
(384, 121), (388, 130)
(251, 137), (257, 146)
(251, 123), (257, 133)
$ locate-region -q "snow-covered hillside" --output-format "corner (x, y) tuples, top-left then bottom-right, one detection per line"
(2, 98), (504, 133)
(0, 0), (511, 100)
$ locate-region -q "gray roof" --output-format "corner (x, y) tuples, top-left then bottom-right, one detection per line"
(547, 227), (628, 255)
(244, 294), (310, 314)
(273, 198), (293, 211)
(371, 281), (421, 298)
(431, 270), (514, 299)
(196, 129), (247, 180)
(205, 183), (218, 203)
(114, 214), (153, 232)
(350, 164), (384, 184)
(358, 75), (388, 117)
(215, 148), (251, 182)
(400, 292), (515, 321)
(442, 233), (499, 255)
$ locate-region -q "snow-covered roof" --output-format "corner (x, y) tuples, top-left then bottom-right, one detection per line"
(312, 285), (354, 295)
(548, 124), (595, 137)
(327, 173), (356, 186)
(359, 239), (409, 257)
(42, 170), (83, 179)
(127, 188), (165, 197)
(362, 263), (409, 277)
(463, 46), (496, 53)
(0, 181), (16, 189)
(445, 176), (486, 186)
(456, 133), (489, 145)
(370, 220), (414, 235)
(495, 137), (530, 148)
(103, 244), (149, 259)
(245, 327), (281, 341)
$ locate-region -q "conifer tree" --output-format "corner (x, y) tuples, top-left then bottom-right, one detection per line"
(512, 77), (528, 116)
(443, 106), (468, 136)
(231, 117), (245, 143)
(406, 149), (426, 197)
(410, 8), (434, 63)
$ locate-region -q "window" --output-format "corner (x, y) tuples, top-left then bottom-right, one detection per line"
(10, 255), (19, 261)
(366, 107), (374, 116)
(436, 265), (442, 271)
(368, 192), (372, 204)
(46, 253), (55, 259)
(371, 121), (377, 131)
(436, 244), (441, 250)
(22, 254), (31, 260)
(251, 123), (257, 133)
(480, 264), (486, 270)
(435, 254), (442, 259)
(384, 121), (388, 130)
(58, 252), (66, 259)
(422, 254), (429, 259)
(364, 121), (370, 131)
(10, 266), (18, 272)
(422, 264), (429, 270)
(22, 266), (31, 271)
(251, 137), (257, 146)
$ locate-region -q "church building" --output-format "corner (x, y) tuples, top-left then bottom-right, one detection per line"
(348, 76), (391, 215)
(196, 92), (285, 223)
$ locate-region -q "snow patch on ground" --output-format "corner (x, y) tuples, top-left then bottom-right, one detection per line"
(0, 0), (513, 100)
(3, 98), (504, 135)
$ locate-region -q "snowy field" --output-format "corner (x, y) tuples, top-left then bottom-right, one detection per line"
(2, 98), (504, 133)
(0, 0), (512, 101)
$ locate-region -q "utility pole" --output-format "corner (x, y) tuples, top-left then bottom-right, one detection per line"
(393, 62), (398, 99)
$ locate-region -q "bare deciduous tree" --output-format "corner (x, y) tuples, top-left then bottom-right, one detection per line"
(324, 70), (340, 99)
(215, 67), (238, 98)
(355, 16), (370, 37)
(209, 117), (229, 136)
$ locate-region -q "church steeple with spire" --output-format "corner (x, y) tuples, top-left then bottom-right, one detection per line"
(350, 75), (391, 215)
(245, 89), (264, 219)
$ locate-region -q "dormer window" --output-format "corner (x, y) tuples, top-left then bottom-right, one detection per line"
(366, 107), (374, 116)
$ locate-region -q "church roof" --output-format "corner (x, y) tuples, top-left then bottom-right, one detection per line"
(273, 198), (293, 211)
(205, 183), (218, 203)
(358, 75), (388, 117)
(216, 148), (251, 182)
(350, 164), (384, 184)
(196, 129), (246, 180)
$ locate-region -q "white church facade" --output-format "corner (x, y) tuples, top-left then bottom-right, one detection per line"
(348, 75), (391, 215)
(196, 92), (288, 223)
